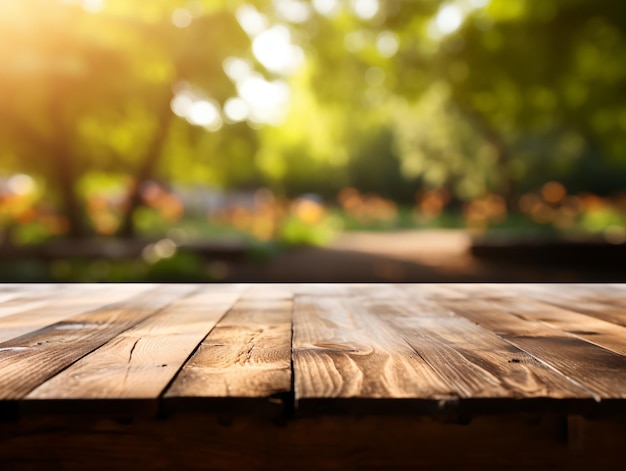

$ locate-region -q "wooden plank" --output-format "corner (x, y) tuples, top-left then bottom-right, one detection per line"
(0, 289), (29, 305)
(0, 284), (155, 344)
(506, 284), (626, 328)
(0, 284), (90, 320)
(367, 290), (592, 404)
(26, 286), (245, 401)
(404, 284), (626, 355)
(572, 284), (626, 312)
(244, 284), (295, 300)
(0, 284), (197, 400)
(292, 293), (455, 413)
(164, 287), (293, 410)
(414, 283), (626, 329)
(291, 283), (346, 297)
(0, 283), (53, 296)
(452, 287), (626, 357)
(346, 295), (511, 400)
(433, 293), (626, 400)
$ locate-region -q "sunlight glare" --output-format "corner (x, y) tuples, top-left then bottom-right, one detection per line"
(351, 0), (379, 21)
(428, 0), (490, 40)
(252, 25), (304, 75)
(224, 97), (249, 122)
(223, 57), (254, 82)
(274, 0), (312, 23)
(172, 90), (223, 132)
(238, 75), (290, 125)
(171, 92), (194, 118)
(188, 100), (222, 131)
(312, 0), (339, 16)
(436, 5), (463, 34)
(236, 4), (268, 36)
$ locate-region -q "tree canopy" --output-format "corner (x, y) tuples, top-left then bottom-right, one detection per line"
(1, 0), (626, 238)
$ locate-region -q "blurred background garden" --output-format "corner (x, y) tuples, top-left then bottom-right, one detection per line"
(1, 0), (626, 281)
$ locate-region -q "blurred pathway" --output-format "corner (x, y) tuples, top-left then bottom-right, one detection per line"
(223, 230), (594, 282)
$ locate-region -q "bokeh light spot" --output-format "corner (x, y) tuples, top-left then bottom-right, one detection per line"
(436, 5), (463, 35)
(238, 76), (290, 125)
(188, 100), (223, 131)
(171, 93), (194, 118)
(274, 0), (312, 23)
(223, 57), (254, 82)
(236, 4), (268, 36)
(224, 97), (249, 122)
(313, 0), (339, 16)
(252, 25), (304, 75)
(542, 181), (566, 204)
(172, 8), (193, 28)
(8, 174), (35, 195)
(351, 0), (379, 20)
(376, 31), (399, 58)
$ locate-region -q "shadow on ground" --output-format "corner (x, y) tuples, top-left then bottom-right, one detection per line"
(1, 229), (623, 282)
(224, 230), (626, 282)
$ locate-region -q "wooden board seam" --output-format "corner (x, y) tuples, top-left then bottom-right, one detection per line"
(158, 297), (241, 403)
(491, 333), (602, 402)
(5, 285), (202, 400)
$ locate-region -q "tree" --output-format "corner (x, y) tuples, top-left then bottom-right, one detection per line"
(0, 0), (251, 238)
(264, 0), (626, 204)
(3, 0), (626, 244)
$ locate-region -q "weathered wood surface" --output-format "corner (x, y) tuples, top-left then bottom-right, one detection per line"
(1, 283), (626, 470)
(0, 283), (624, 415)
(292, 290), (455, 413)
(0, 284), (155, 343)
(27, 286), (244, 401)
(417, 285), (626, 400)
(164, 286), (293, 412)
(0, 284), (195, 399)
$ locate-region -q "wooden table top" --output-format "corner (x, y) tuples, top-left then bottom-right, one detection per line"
(1, 283), (626, 418)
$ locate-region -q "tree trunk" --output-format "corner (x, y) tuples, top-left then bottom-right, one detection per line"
(52, 147), (89, 238)
(118, 102), (174, 239)
(4, 109), (89, 238)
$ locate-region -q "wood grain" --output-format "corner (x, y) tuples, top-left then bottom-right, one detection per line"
(27, 286), (245, 400)
(292, 292), (455, 412)
(371, 290), (592, 402)
(462, 288), (626, 356)
(0, 283), (625, 417)
(435, 294), (626, 400)
(165, 288), (293, 405)
(0, 284), (197, 399)
(0, 284), (89, 320)
(496, 284), (626, 328)
(0, 284), (155, 343)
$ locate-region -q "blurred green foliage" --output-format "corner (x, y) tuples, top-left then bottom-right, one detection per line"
(1, 0), (626, 246)
(0, 251), (215, 282)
